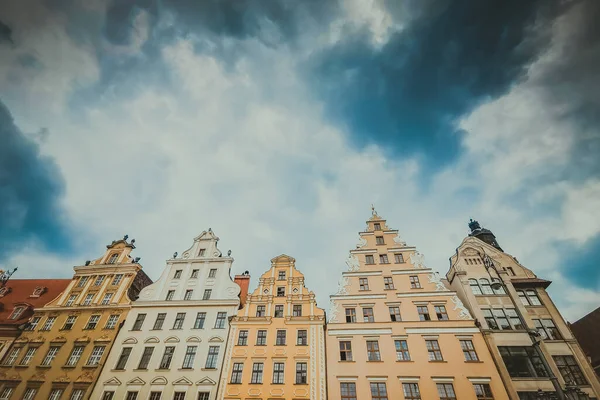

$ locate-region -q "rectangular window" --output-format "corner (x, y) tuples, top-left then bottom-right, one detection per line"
(553, 355), (588, 385)
(395, 340), (411, 361)
(274, 305), (284, 318)
(205, 346), (219, 369)
(70, 389), (85, 400)
(173, 313), (186, 329)
(23, 388), (37, 400)
(208, 268), (217, 278)
(359, 278), (369, 291)
(202, 289), (212, 300)
(153, 313), (166, 330)
(101, 392), (115, 400)
(230, 362), (244, 384)
(148, 393), (161, 400)
(3, 347), (21, 365)
(370, 382), (388, 400)
(25, 316), (41, 331)
(534, 319), (562, 340)
(518, 289), (542, 306)
(132, 313), (146, 330)
(374, 223), (381, 230)
(165, 290), (175, 301)
(184, 290), (193, 300)
(77, 276), (89, 288)
(251, 362), (263, 384)
(105, 314), (119, 329)
(198, 394), (209, 400)
(182, 346), (197, 369)
(345, 308), (356, 323)
(505, 308), (523, 329)
(394, 253), (404, 263)
(296, 362), (307, 384)
(173, 270), (182, 279)
(493, 309), (511, 330)
(256, 306), (266, 317)
(237, 330), (248, 346)
(125, 392), (137, 400)
(66, 345), (85, 366)
(42, 346), (60, 365)
(417, 306), (430, 321)
(379, 254), (389, 264)
(403, 383), (421, 400)
(339, 341), (353, 361)
(409, 276), (421, 289)
(435, 305), (449, 320)
(198, 248), (205, 257)
(273, 362), (285, 384)
(297, 330), (307, 345)
(115, 347), (132, 370)
(383, 277), (394, 290)
(193, 312), (206, 329)
(426, 340), (443, 361)
(62, 315), (77, 330)
(137, 346), (154, 369)
(473, 383), (494, 400)
(85, 315), (100, 330)
(507, 267), (515, 276)
(49, 389), (64, 400)
(277, 287), (285, 297)
(365, 255), (375, 264)
(367, 340), (381, 361)
(19, 347), (37, 365)
(0, 388), (13, 400)
(65, 294), (78, 306)
(375, 236), (385, 245)
(293, 305), (302, 317)
(389, 306), (401, 322)
(215, 312), (226, 329)
(278, 271), (286, 280)
(159, 346), (175, 369)
(190, 269), (199, 278)
(276, 330), (286, 345)
(101, 293), (114, 305)
(499, 346), (548, 377)
(41, 316), (57, 331)
(111, 274), (123, 286)
(256, 330), (267, 345)
(86, 345), (105, 366)
(341, 382), (357, 400)
(460, 340), (479, 361)
(437, 383), (457, 400)
(82, 293), (94, 306)
(363, 308), (374, 323)
(94, 275), (105, 286)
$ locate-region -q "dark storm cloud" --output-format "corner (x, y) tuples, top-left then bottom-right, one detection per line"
(0, 19), (13, 44)
(0, 100), (71, 259)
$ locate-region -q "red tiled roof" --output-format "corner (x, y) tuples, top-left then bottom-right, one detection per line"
(0, 279), (71, 326)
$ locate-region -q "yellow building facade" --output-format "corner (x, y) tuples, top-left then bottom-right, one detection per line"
(218, 254), (326, 400)
(326, 211), (509, 400)
(0, 237), (151, 400)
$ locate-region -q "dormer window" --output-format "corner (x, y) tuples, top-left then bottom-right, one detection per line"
(198, 249), (206, 257)
(31, 287), (46, 297)
(278, 271), (286, 281)
(277, 287), (285, 297)
(0, 287), (11, 297)
(174, 270), (182, 279)
(208, 269), (217, 278)
(376, 236), (385, 245)
(108, 254), (118, 264)
(374, 223), (381, 231)
(9, 306), (27, 320)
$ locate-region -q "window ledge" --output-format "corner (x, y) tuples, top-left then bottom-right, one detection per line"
(396, 360), (414, 363)
(36, 365), (51, 369)
(61, 365), (77, 369)
(339, 361), (355, 363)
(82, 364), (99, 369)
(14, 365), (29, 369)
(202, 368), (217, 371)
(465, 360), (483, 363)
(367, 360), (384, 363)
(294, 383), (308, 385)
(428, 360), (447, 363)
(178, 368), (194, 371)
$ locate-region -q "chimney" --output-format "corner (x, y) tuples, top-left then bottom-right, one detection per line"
(234, 273), (251, 309)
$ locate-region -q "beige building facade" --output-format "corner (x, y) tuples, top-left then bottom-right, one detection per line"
(326, 211), (509, 400)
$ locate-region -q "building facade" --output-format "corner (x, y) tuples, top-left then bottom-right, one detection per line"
(327, 211), (509, 400)
(0, 236), (151, 400)
(91, 229), (248, 400)
(446, 220), (600, 400)
(570, 307), (600, 378)
(218, 254), (326, 400)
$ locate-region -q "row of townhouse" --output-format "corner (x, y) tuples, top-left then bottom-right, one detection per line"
(0, 211), (597, 400)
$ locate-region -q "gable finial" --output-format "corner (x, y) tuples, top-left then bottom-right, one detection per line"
(371, 204), (376, 216)
(123, 234), (129, 241)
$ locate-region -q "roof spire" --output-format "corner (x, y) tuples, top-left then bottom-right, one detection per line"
(371, 204), (376, 216)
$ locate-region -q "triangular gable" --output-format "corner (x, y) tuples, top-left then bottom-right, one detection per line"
(164, 336), (180, 343)
(151, 377), (168, 385)
(127, 377), (146, 385)
(144, 337), (160, 344)
(103, 377), (122, 386)
(208, 336), (224, 343)
(186, 336), (201, 343)
(172, 377), (193, 386)
(196, 377), (217, 386)
(122, 337), (138, 344)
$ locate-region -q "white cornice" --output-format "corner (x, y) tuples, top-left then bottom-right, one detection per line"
(133, 299), (240, 308)
(396, 291), (454, 298)
(350, 249), (377, 254)
(392, 269), (432, 275)
(330, 294), (386, 300)
(387, 247), (416, 251)
(40, 305), (131, 312)
(404, 327), (479, 334)
(342, 271), (382, 277)
(327, 328), (393, 336)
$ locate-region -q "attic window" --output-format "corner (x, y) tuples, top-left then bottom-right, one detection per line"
(9, 306), (27, 320)
(198, 249), (206, 257)
(0, 287), (11, 297)
(31, 287), (46, 297)
(108, 254), (119, 264)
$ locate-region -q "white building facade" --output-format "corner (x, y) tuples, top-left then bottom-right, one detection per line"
(91, 229), (244, 400)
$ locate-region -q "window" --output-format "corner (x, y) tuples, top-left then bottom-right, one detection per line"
(215, 312), (226, 329)
(296, 362), (307, 384)
(395, 340), (410, 361)
(479, 278), (494, 295)
(85, 315), (100, 329)
(276, 330), (286, 345)
(379, 254), (389, 264)
(491, 280), (506, 294)
(370, 382), (388, 400)
(77, 276), (89, 288)
(256, 330), (267, 345)
(469, 279), (482, 295)
(339, 341), (353, 361)
(460, 340), (479, 361)
(66, 345), (85, 366)
(165, 290), (175, 301)
(132, 314), (146, 330)
(277, 287), (285, 297)
(82, 293), (94, 306)
(473, 383), (494, 400)
(417, 306), (430, 321)
(62, 315), (77, 330)
(23, 388), (37, 400)
(25, 316), (41, 330)
(159, 346), (175, 369)
(108, 254), (118, 264)
(273, 362), (285, 384)
(197, 248), (206, 257)
(148, 393), (161, 400)
(208, 268), (217, 278)
(517, 289), (542, 306)
(553, 355), (587, 385)
(94, 275), (105, 286)
(374, 223), (381, 230)
(205, 346), (219, 369)
(359, 278), (369, 291)
(437, 383), (457, 400)
(137, 346), (154, 369)
(345, 308), (356, 323)
(203, 289), (212, 300)
(505, 308), (523, 329)
(194, 312), (206, 329)
(105, 314), (119, 329)
(534, 319), (562, 340)
(111, 274), (123, 286)
(435, 305), (449, 320)
(394, 253), (404, 263)
(182, 346), (197, 369)
(367, 340), (381, 361)
(3, 347), (21, 365)
(274, 305), (284, 318)
(235, 330), (249, 346)
(383, 277), (394, 290)
(49, 389), (64, 400)
(65, 294), (78, 307)
(376, 236), (385, 245)
(184, 290), (193, 300)
(499, 346), (548, 377)
(251, 362), (264, 384)
(297, 330), (307, 345)
(256, 306), (266, 317)
(341, 382), (357, 400)
(389, 306), (401, 322)
(19, 347), (37, 365)
(197, 395), (209, 400)
(483, 309), (522, 330)
(70, 390), (85, 400)
(173, 270), (182, 279)
(190, 269), (199, 278)
(365, 255), (375, 264)
(293, 305), (302, 317)
(172, 313), (186, 329)
(153, 313), (166, 330)
(41, 316), (57, 330)
(278, 271), (286, 280)
(102, 392), (115, 400)
(403, 383), (421, 400)
(410, 276), (421, 289)
(42, 346), (60, 365)
(426, 340), (443, 361)
(230, 362), (243, 383)
(115, 347), (132, 370)
(125, 393), (137, 400)
(363, 308), (374, 323)
(86, 345), (105, 366)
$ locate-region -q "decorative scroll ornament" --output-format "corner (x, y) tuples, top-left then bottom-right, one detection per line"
(356, 236), (367, 249)
(428, 272), (446, 292)
(410, 252), (427, 269)
(451, 295), (472, 320)
(336, 276), (350, 295)
(393, 233), (406, 246)
(328, 299), (340, 323)
(346, 254), (360, 272)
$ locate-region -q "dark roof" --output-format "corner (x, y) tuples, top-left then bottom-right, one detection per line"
(510, 278), (552, 289)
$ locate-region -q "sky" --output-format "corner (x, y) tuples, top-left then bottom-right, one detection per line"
(0, 0), (599, 321)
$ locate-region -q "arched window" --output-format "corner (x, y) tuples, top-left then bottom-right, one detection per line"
(469, 279), (482, 295)
(9, 306), (27, 320)
(108, 254), (118, 264)
(0, 287), (10, 297)
(491, 279), (506, 295)
(479, 278), (494, 295)
(31, 287), (46, 297)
